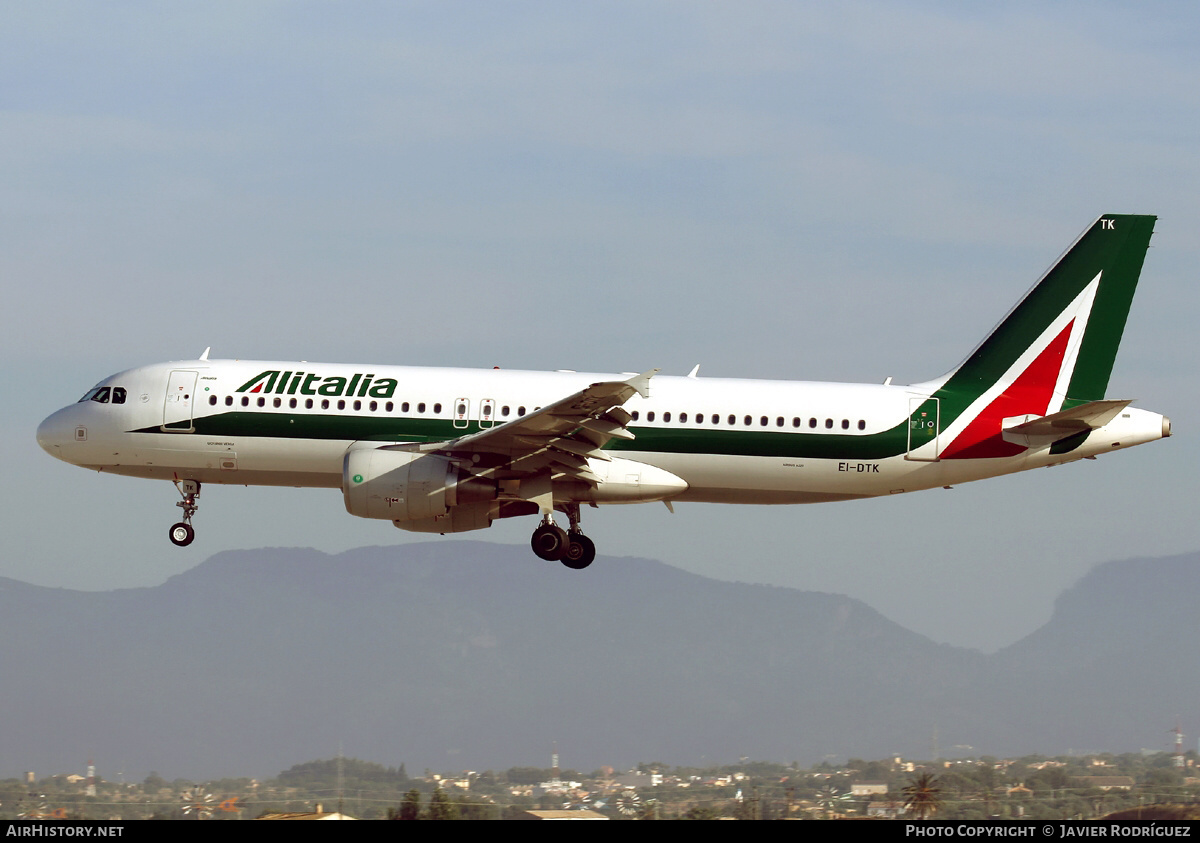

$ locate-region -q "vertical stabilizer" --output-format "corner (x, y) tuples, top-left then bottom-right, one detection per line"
(928, 214), (1156, 459)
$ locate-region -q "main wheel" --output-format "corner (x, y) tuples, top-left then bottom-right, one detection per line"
(561, 534), (596, 570)
(531, 523), (569, 561)
(169, 522), (195, 547)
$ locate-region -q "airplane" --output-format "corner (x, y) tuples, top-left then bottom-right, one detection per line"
(37, 214), (1170, 569)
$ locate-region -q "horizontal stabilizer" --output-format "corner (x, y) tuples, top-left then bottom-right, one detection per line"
(1002, 399), (1132, 448)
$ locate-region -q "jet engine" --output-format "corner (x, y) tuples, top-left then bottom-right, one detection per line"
(343, 447), (497, 532)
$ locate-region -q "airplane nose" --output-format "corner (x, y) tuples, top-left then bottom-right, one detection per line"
(37, 407), (76, 460)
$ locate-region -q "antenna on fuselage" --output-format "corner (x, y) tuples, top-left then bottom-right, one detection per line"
(199, 347), (211, 361)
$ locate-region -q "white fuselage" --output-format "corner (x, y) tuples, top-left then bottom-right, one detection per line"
(37, 358), (1169, 506)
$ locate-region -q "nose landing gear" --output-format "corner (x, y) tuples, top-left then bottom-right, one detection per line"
(169, 479), (201, 547)
(529, 504), (597, 569)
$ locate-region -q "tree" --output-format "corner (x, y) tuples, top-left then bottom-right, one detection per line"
(903, 772), (942, 820)
(427, 787), (458, 821)
(397, 788), (421, 820)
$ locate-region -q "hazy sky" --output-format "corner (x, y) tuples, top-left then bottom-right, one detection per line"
(5, 1), (1197, 653)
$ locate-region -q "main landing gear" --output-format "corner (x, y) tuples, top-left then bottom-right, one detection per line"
(168, 479), (201, 547)
(530, 503), (596, 570)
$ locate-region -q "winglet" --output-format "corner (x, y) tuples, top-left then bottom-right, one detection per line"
(624, 369), (659, 400)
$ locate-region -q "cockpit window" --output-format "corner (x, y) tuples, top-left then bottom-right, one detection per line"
(78, 386), (125, 404)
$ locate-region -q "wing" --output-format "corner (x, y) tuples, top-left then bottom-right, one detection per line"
(384, 369), (657, 486)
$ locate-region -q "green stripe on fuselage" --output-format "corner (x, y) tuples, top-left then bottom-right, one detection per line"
(132, 411), (914, 460)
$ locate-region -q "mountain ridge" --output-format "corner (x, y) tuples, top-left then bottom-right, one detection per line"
(1, 542), (1192, 780)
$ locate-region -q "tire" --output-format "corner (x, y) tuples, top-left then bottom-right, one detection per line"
(530, 524), (568, 561)
(561, 534), (596, 569)
(169, 522), (195, 547)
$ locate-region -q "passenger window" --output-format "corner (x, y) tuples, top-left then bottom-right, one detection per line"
(647, 411), (656, 422)
(305, 398), (314, 409)
(321, 399), (329, 410)
(257, 397), (266, 408)
(209, 395), (217, 406)
(711, 414), (719, 424)
(728, 415), (736, 425)
(369, 401), (378, 412)
(809, 418), (817, 428)
(679, 413), (687, 423)
(841, 419), (849, 430)
(631, 410), (639, 421)
(776, 417), (784, 427)
(289, 398), (297, 409)
(225, 396), (233, 406)
(386, 402), (393, 412)
(418, 403), (426, 413)
(434, 403), (442, 414)
(760, 416), (767, 426)
(663, 412), (672, 422)
(273, 397), (282, 408)
(241, 396), (249, 407)
(858, 419), (866, 430)
(337, 400), (346, 410)
(743, 415), (751, 426)
(501, 405), (510, 417)
(792, 417), (800, 428)
(401, 402), (410, 413)
(825, 418), (833, 429)
(353, 400), (362, 411)
(518, 406), (526, 416)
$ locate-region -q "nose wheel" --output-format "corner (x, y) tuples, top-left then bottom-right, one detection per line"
(530, 504), (597, 569)
(169, 522), (195, 547)
(169, 479), (201, 547)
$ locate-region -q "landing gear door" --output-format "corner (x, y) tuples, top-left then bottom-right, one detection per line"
(163, 370), (198, 432)
(906, 396), (940, 461)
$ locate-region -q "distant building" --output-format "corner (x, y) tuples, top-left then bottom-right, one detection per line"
(258, 802), (356, 820)
(537, 776), (582, 793)
(257, 810), (356, 820)
(867, 800), (903, 818)
(517, 810), (608, 820)
(1071, 777), (1135, 791)
(851, 782), (889, 796)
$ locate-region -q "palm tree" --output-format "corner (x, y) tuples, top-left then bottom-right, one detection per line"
(903, 772), (942, 820)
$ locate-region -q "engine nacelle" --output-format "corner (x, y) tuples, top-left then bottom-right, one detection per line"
(393, 502), (495, 534)
(343, 447), (496, 530)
